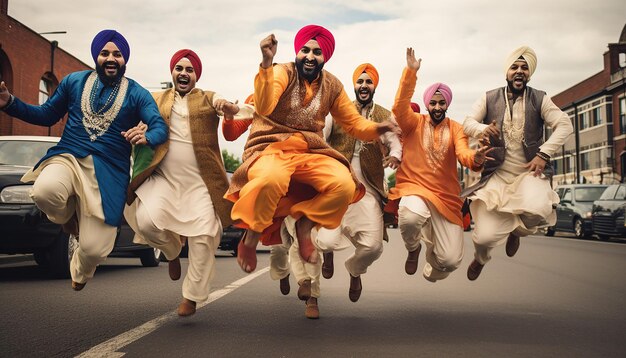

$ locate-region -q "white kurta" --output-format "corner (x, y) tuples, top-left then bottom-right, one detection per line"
(135, 92), (220, 237)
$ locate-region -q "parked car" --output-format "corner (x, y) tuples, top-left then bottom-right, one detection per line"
(546, 184), (608, 239)
(0, 136), (160, 278)
(591, 183), (626, 240)
(219, 171), (246, 256)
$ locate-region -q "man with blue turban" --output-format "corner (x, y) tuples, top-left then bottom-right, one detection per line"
(0, 29), (168, 290)
(462, 46), (573, 281)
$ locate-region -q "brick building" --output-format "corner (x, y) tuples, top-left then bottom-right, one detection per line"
(551, 24), (626, 185)
(0, 0), (91, 136)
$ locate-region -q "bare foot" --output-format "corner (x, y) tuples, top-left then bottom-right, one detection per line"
(295, 216), (318, 264)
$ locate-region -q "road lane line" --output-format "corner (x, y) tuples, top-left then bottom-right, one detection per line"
(75, 266), (270, 358)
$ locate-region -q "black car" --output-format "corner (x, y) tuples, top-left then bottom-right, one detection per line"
(547, 184), (608, 239)
(591, 184), (626, 240)
(0, 136), (160, 278)
(219, 171), (246, 256)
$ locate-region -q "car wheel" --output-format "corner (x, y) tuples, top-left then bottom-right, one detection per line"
(545, 226), (555, 236)
(573, 218), (584, 239)
(47, 233), (78, 278)
(139, 247), (161, 267)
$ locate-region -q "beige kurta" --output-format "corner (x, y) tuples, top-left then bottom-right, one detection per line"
(134, 92), (220, 237)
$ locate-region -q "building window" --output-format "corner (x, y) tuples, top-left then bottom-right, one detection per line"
(620, 97), (626, 135)
(38, 77), (52, 105)
(579, 111), (590, 130)
(592, 107), (602, 126)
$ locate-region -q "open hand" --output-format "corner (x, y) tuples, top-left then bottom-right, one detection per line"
(406, 48), (422, 71)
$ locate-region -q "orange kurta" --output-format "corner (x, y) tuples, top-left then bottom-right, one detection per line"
(388, 68), (479, 226)
(226, 64), (381, 244)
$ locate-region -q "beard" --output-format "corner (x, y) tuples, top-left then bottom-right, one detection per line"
(429, 110), (446, 124)
(507, 79), (527, 95)
(354, 88), (375, 106)
(295, 58), (324, 83)
(96, 61), (125, 85)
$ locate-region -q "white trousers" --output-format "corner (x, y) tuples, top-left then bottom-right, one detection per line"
(398, 196), (464, 281)
(270, 218), (322, 298)
(315, 192), (384, 276)
(134, 199), (219, 302)
(31, 163), (117, 284)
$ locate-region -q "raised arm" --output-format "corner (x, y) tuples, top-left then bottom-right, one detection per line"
(1, 79), (68, 126)
(392, 48), (422, 134)
(254, 34), (289, 116)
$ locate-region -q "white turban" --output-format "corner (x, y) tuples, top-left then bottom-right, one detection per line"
(504, 46), (537, 78)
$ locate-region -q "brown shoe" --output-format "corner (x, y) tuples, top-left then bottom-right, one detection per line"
(467, 259), (484, 281)
(322, 252), (334, 279)
(279, 274), (290, 295)
(348, 275), (362, 302)
(177, 298), (196, 317)
(71, 280), (86, 291)
(169, 257), (181, 281)
(505, 234), (520, 257)
(305, 297), (319, 319)
(297, 279), (312, 301)
(405, 243), (422, 275)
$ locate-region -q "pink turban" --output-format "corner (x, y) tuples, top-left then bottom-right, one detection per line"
(170, 49), (203, 80)
(352, 63), (379, 88)
(293, 24), (335, 62)
(423, 82), (453, 108)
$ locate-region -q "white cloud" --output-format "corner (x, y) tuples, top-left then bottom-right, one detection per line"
(8, 0), (626, 158)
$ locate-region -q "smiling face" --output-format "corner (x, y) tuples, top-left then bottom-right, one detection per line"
(172, 58), (197, 96)
(506, 59), (530, 94)
(354, 72), (375, 105)
(96, 42), (125, 81)
(295, 39), (325, 82)
(427, 92), (448, 124)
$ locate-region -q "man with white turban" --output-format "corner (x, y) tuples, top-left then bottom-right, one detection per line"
(462, 46), (573, 280)
(386, 48), (489, 283)
(316, 62), (402, 303)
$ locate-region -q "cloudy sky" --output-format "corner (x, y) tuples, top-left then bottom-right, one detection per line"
(9, 0), (626, 158)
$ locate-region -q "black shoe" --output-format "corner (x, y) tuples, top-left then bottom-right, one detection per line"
(279, 274), (290, 295)
(348, 275), (362, 302)
(405, 244), (421, 275)
(322, 252), (334, 279)
(505, 234), (520, 257)
(467, 259), (484, 281)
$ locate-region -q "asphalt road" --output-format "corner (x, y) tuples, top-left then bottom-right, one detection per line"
(1, 230), (625, 357)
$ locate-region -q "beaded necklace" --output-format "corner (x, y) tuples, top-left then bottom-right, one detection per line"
(80, 72), (129, 141)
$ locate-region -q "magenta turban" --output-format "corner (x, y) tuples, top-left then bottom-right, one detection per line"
(90, 29), (130, 64)
(293, 24), (335, 62)
(423, 82), (453, 108)
(170, 49), (203, 80)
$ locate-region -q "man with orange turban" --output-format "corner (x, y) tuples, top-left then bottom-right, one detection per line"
(124, 49), (252, 316)
(225, 25), (399, 294)
(462, 46), (572, 281)
(388, 48), (490, 283)
(315, 62), (402, 303)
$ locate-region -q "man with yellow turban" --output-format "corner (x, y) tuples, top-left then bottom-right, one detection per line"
(462, 46), (573, 280)
(386, 48), (489, 283)
(225, 25), (399, 287)
(124, 49), (252, 316)
(315, 62), (402, 303)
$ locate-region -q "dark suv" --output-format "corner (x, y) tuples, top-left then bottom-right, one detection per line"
(591, 184), (626, 241)
(547, 184), (608, 239)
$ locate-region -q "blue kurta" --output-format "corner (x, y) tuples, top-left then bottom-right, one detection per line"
(4, 70), (168, 226)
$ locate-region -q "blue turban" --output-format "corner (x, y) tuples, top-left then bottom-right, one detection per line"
(90, 29), (130, 64)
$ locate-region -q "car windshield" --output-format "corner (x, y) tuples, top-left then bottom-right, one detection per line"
(574, 187), (608, 202)
(0, 140), (56, 167)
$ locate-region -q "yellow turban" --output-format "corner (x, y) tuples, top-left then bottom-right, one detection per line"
(352, 63), (379, 88)
(504, 46), (537, 78)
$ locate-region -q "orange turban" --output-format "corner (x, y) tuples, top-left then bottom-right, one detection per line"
(352, 63), (379, 88)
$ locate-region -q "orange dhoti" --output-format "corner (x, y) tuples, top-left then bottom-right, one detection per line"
(228, 135), (358, 244)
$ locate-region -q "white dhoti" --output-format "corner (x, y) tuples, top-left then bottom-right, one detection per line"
(315, 191), (384, 276)
(24, 154), (118, 284)
(398, 196), (464, 281)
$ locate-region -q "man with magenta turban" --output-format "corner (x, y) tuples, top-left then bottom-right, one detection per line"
(316, 62), (402, 303)
(0, 30), (168, 290)
(125, 49), (252, 316)
(387, 48), (489, 283)
(225, 24), (399, 314)
(462, 46), (572, 281)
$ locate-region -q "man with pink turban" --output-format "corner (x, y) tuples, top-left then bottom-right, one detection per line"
(387, 48), (490, 283)
(462, 46), (572, 281)
(316, 62), (402, 303)
(124, 49), (252, 316)
(0, 29), (168, 290)
(225, 24), (399, 316)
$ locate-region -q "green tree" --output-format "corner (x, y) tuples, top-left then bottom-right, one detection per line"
(222, 149), (242, 172)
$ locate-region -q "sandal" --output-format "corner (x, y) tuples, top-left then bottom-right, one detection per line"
(237, 233), (257, 273)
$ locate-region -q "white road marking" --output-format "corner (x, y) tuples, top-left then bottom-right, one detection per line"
(75, 267), (269, 358)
